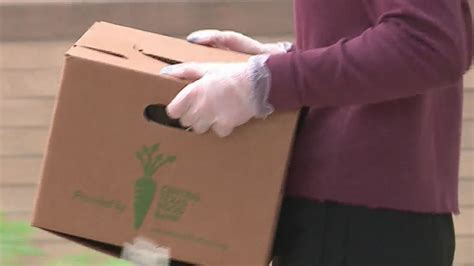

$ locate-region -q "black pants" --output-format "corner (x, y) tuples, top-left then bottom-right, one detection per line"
(271, 197), (455, 266)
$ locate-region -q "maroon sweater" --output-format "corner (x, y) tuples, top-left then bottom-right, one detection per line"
(266, 0), (472, 213)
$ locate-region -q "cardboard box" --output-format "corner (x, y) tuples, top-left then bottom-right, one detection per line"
(32, 22), (298, 265)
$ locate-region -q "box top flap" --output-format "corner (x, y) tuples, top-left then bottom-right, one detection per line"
(69, 22), (249, 67)
(134, 33), (249, 64)
(73, 22), (136, 59)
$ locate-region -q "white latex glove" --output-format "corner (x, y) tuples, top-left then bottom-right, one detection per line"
(187, 29), (292, 55)
(160, 56), (273, 137)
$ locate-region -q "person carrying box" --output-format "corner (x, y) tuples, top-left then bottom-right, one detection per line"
(161, 0), (473, 265)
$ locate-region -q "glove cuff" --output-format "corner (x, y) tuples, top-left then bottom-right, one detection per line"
(276, 41), (293, 53)
(248, 54), (274, 118)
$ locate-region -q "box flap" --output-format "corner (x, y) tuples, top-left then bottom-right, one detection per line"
(72, 22), (138, 59)
(134, 34), (249, 64)
(70, 21), (249, 65)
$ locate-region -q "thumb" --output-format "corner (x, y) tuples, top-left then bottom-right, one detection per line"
(166, 82), (198, 119)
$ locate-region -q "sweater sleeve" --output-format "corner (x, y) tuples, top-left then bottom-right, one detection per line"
(266, 0), (471, 109)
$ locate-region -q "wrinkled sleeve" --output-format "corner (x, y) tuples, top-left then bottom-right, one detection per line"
(266, 0), (471, 109)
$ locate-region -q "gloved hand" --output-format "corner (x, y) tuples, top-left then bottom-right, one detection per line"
(187, 29), (292, 55)
(160, 55), (273, 137)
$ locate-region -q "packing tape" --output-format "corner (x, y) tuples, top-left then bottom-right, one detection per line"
(121, 236), (170, 266)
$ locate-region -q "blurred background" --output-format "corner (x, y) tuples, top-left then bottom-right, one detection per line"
(0, 0), (472, 265)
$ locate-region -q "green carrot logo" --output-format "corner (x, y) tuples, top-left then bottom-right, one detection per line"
(134, 144), (176, 230)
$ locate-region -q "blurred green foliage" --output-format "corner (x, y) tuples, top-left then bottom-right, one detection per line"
(46, 254), (131, 266)
(0, 213), (43, 265)
(0, 212), (131, 266)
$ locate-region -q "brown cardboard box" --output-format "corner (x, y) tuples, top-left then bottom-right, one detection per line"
(32, 22), (298, 265)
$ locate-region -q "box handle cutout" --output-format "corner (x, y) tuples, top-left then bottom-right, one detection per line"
(144, 104), (190, 131)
